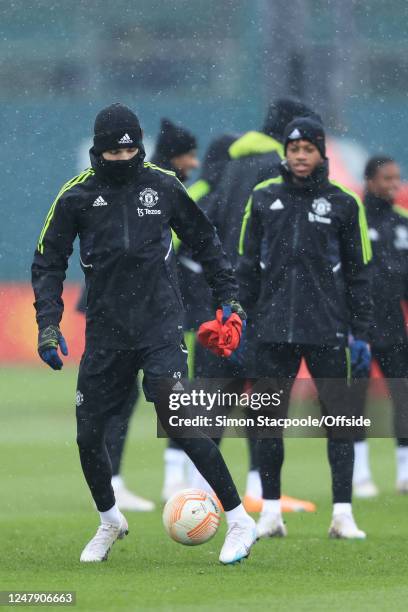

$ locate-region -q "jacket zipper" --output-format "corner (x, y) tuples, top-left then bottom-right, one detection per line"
(287, 204), (300, 343)
(123, 205), (130, 250)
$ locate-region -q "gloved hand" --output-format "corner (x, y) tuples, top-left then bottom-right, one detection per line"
(222, 304), (246, 365)
(350, 338), (371, 377)
(197, 303), (245, 358)
(222, 299), (247, 321)
(38, 325), (68, 370)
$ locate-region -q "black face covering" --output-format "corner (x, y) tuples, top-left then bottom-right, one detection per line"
(90, 147), (145, 184)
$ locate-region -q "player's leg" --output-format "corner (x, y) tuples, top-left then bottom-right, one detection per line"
(190, 343), (249, 494)
(350, 373), (378, 498)
(161, 332), (198, 501)
(191, 334), (264, 509)
(374, 345), (408, 492)
(305, 346), (366, 539)
(106, 380), (155, 511)
(254, 343), (300, 538)
(243, 438), (263, 510)
(240, 332), (263, 509)
(162, 439), (188, 502)
(76, 348), (138, 561)
(106, 382), (139, 478)
(142, 341), (256, 564)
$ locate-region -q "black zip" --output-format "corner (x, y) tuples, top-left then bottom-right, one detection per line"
(123, 205), (130, 250)
(287, 202), (300, 343)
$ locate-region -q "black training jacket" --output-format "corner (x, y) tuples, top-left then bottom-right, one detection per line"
(237, 162), (373, 346)
(32, 158), (237, 349)
(364, 192), (408, 347)
(208, 131), (284, 265)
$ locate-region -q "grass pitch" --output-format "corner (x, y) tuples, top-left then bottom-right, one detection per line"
(1, 366), (408, 611)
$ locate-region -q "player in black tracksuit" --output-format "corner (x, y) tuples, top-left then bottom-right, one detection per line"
(177, 134), (238, 337)
(352, 156), (408, 497)
(31, 104), (256, 564)
(149, 118), (203, 500)
(237, 117), (372, 539)
(79, 117), (199, 507)
(185, 100), (319, 505)
(175, 134), (249, 494)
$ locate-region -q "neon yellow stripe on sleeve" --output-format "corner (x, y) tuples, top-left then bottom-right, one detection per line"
(37, 169), (94, 254)
(330, 180), (372, 264)
(188, 179), (211, 203)
(238, 196), (253, 256)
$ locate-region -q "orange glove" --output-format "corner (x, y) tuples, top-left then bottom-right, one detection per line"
(197, 308), (243, 358)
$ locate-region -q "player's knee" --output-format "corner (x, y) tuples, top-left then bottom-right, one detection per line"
(76, 422), (102, 451)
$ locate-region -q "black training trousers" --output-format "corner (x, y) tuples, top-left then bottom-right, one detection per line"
(254, 343), (354, 503)
(75, 342), (241, 512)
(105, 381), (139, 476)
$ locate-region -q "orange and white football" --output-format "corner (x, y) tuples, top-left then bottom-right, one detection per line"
(163, 488), (221, 546)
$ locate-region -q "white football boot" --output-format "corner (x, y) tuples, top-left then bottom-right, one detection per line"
(329, 513), (366, 540)
(256, 512), (287, 539)
(219, 516), (257, 565)
(80, 514), (129, 562)
(112, 480), (155, 512)
(353, 479), (379, 499)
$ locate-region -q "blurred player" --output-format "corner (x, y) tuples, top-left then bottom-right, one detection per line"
(32, 103), (256, 564)
(352, 156), (408, 497)
(151, 117), (199, 182)
(238, 117), (372, 539)
(149, 118), (202, 500)
(175, 134), (240, 492)
(76, 289), (154, 511)
(177, 133), (238, 339)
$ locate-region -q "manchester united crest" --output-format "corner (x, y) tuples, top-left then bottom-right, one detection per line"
(312, 197), (331, 216)
(139, 187), (159, 208)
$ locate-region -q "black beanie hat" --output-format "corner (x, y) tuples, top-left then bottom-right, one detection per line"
(263, 97), (322, 141)
(93, 103), (143, 153)
(155, 118), (197, 159)
(283, 116), (326, 159)
(203, 133), (236, 170)
(201, 133), (237, 185)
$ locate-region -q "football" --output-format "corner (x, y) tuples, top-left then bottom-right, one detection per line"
(163, 489), (221, 545)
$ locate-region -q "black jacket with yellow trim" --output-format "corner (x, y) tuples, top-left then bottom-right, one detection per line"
(32, 159), (237, 349)
(365, 192), (408, 346)
(208, 131), (284, 265)
(237, 161), (373, 346)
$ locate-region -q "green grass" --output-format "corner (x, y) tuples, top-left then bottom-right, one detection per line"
(1, 367), (407, 611)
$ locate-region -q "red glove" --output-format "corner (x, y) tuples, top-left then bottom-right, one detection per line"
(197, 309), (243, 358)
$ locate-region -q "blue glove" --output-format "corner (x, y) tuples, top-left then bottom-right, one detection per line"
(222, 299), (247, 321)
(350, 339), (371, 377)
(38, 325), (68, 370)
(222, 304), (247, 365)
